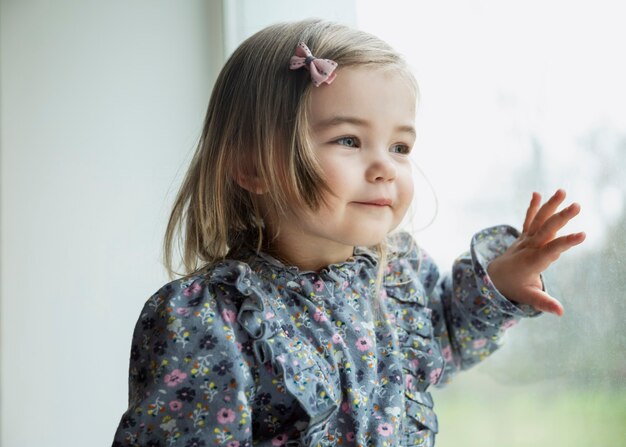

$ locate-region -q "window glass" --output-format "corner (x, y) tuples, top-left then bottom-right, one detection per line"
(355, 1), (626, 446)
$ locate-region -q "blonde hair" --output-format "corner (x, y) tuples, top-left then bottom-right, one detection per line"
(163, 18), (416, 279)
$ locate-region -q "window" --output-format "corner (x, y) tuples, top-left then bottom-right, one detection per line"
(356, 1), (626, 446)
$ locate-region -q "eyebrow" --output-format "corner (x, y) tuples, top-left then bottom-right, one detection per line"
(314, 116), (416, 138)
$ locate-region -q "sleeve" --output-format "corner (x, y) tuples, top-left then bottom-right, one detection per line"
(420, 225), (542, 386)
(112, 277), (256, 447)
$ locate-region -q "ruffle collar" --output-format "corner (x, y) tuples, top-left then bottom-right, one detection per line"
(235, 244), (379, 284)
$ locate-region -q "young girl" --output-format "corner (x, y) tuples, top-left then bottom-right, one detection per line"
(112, 19), (585, 447)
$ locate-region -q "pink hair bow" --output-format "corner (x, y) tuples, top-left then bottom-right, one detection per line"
(289, 42), (338, 87)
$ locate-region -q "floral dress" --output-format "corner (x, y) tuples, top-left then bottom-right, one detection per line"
(112, 225), (539, 447)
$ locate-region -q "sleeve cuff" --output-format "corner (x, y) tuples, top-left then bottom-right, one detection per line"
(471, 225), (543, 318)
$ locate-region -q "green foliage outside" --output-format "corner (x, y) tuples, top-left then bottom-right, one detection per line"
(435, 377), (626, 447)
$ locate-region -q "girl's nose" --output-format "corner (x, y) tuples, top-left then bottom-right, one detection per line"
(365, 153), (396, 183)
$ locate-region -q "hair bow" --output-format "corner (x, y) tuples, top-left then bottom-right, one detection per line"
(289, 42), (338, 87)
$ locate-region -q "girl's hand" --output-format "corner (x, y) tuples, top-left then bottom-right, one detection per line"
(487, 189), (586, 316)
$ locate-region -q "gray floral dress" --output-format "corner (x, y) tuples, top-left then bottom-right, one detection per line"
(112, 225), (540, 447)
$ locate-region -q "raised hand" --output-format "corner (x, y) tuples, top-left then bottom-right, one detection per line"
(487, 189), (586, 316)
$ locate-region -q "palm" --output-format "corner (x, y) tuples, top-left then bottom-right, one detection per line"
(487, 189), (586, 316)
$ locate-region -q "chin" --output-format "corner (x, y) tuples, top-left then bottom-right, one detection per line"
(349, 229), (391, 248)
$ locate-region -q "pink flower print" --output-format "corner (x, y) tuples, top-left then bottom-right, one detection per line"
(176, 307), (191, 317)
(271, 434), (288, 446)
(331, 332), (343, 344)
(405, 374), (415, 391)
(356, 337), (372, 352)
(164, 369), (187, 387)
(169, 400), (183, 411)
(473, 338), (487, 349)
(502, 319), (518, 330)
(429, 367), (443, 384)
(442, 345), (453, 363)
(376, 423), (393, 437)
(183, 281), (202, 296)
(227, 442), (240, 447)
(313, 280), (325, 292)
(216, 407), (236, 424)
(265, 311), (275, 319)
(222, 308), (237, 323)
(346, 431), (356, 441)
(410, 359), (419, 370)
(341, 280), (349, 290)
(313, 308), (327, 322)
(341, 400), (351, 414)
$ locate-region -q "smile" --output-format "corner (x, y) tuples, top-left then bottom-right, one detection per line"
(353, 199), (392, 207)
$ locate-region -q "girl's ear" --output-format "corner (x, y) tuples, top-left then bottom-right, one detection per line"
(234, 168), (268, 195)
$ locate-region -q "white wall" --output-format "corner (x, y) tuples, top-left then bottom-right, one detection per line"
(222, 0), (356, 55)
(1, 1), (220, 445)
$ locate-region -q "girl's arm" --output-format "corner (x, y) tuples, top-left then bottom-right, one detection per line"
(424, 190), (583, 385)
(112, 278), (255, 446)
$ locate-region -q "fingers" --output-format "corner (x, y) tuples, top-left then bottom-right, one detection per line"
(522, 192), (542, 234)
(526, 189), (567, 236)
(526, 289), (565, 316)
(531, 202), (582, 246)
(542, 231), (587, 259)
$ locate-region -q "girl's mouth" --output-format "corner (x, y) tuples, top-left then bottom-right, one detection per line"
(354, 198), (392, 207)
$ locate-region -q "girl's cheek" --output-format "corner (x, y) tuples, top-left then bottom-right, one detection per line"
(402, 173), (415, 203)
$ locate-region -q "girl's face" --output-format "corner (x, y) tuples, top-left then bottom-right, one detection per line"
(268, 67), (416, 270)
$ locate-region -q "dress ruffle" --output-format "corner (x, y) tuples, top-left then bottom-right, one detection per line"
(211, 260), (342, 446)
(383, 233), (443, 436)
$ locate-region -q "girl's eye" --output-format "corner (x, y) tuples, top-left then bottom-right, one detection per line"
(335, 136), (359, 148)
(390, 144), (411, 155)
